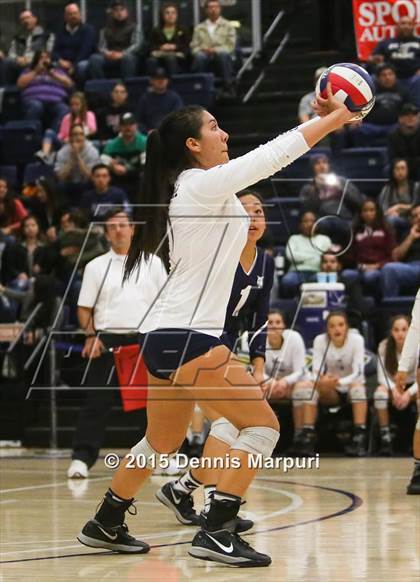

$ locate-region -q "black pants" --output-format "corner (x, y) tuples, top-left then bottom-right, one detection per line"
(71, 333), (138, 468)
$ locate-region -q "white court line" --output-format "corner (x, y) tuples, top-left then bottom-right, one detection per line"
(0, 529), (192, 557)
(0, 482), (301, 557)
(0, 500), (16, 505)
(250, 485), (303, 522)
(0, 476), (110, 494)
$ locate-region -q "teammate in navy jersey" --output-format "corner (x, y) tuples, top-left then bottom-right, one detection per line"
(221, 190), (274, 380)
(78, 85), (357, 567)
(156, 189), (274, 530)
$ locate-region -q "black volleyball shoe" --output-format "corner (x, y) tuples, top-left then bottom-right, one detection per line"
(189, 528), (271, 567)
(155, 481), (200, 525)
(77, 519), (150, 554)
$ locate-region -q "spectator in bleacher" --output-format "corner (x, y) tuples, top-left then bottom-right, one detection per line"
(96, 82), (130, 141)
(190, 0), (237, 97)
(147, 1), (190, 76)
(17, 50), (73, 132)
(388, 103), (420, 179)
(0, 215), (54, 317)
(379, 158), (420, 238)
(281, 211), (331, 297)
(102, 112), (147, 200)
(12, 216), (56, 284)
(52, 3), (96, 86)
(57, 209), (107, 269)
(381, 203), (420, 297)
(350, 64), (409, 147)
(89, 0), (140, 80)
(320, 252), (372, 325)
(298, 66), (327, 123)
(23, 177), (69, 241)
(374, 315), (418, 456)
(369, 16), (420, 81)
(0, 178), (28, 238)
(342, 199), (395, 296)
(37, 91), (97, 165)
(59, 91), (97, 141)
(55, 124), (100, 203)
(5, 9), (54, 84)
(80, 163), (130, 220)
(136, 68), (183, 132)
(300, 153), (364, 221)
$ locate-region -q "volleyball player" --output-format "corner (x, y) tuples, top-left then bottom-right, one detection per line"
(265, 310), (307, 453)
(395, 289), (420, 494)
(374, 316), (418, 456)
(297, 312), (367, 457)
(155, 189), (274, 531)
(77, 86), (356, 567)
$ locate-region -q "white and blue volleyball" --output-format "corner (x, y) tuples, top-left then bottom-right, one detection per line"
(316, 63), (376, 120)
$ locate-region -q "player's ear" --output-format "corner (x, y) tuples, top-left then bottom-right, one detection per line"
(185, 137), (201, 154)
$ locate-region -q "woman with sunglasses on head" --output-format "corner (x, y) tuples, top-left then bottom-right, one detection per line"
(78, 85), (356, 567)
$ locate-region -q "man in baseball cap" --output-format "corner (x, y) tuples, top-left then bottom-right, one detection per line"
(102, 112), (147, 200)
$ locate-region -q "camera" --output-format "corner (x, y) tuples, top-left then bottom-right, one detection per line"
(44, 61), (58, 71)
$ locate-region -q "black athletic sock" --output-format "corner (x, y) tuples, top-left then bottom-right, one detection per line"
(205, 491), (241, 531)
(94, 488), (134, 528)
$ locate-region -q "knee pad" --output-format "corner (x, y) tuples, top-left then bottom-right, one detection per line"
(292, 384), (318, 407)
(209, 417), (239, 447)
(349, 385), (366, 403)
(374, 389), (389, 410)
(130, 436), (178, 469)
(232, 426), (279, 458)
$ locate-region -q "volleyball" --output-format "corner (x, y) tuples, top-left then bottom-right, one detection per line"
(316, 63), (376, 120)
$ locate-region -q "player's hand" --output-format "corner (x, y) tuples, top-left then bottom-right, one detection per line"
(269, 378), (288, 399)
(252, 369), (265, 387)
(313, 82), (355, 124)
(82, 336), (105, 359)
(394, 371), (407, 393)
(393, 389), (410, 410)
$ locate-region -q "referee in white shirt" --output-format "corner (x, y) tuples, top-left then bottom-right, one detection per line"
(67, 208), (167, 479)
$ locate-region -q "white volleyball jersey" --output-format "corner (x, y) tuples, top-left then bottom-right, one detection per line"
(264, 329), (306, 385)
(377, 339), (418, 395)
(312, 331), (365, 392)
(140, 130), (309, 336)
(78, 250), (167, 333)
(398, 289), (420, 374)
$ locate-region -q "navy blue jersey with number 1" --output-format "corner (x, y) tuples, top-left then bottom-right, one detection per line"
(221, 247), (274, 361)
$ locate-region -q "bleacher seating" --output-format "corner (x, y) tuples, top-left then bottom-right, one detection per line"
(23, 162), (54, 185)
(0, 164), (18, 189)
(85, 73), (216, 112)
(333, 147), (388, 196)
(0, 86), (21, 124)
(265, 196), (301, 245)
(0, 120), (42, 165)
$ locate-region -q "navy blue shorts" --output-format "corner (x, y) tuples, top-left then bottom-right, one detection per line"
(138, 328), (224, 380)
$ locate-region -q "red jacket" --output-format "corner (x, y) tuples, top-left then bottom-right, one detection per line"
(352, 226), (395, 266)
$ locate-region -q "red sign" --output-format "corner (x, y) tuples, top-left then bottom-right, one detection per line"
(353, 0), (420, 60)
(113, 344), (148, 412)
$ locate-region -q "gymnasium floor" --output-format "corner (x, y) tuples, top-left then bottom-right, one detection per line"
(0, 451), (419, 581)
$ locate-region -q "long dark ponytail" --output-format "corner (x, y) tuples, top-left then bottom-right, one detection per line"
(124, 105), (205, 278)
(384, 315), (411, 376)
